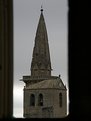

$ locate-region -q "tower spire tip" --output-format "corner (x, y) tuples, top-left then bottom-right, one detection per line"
(40, 5), (43, 12)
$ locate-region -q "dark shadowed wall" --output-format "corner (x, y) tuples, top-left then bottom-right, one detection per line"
(0, 0), (13, 118)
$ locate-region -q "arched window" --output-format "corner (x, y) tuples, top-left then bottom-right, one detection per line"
(38, 93), (43, 106)
(59, 93), (62, 107)
(30, 94), (35, 106)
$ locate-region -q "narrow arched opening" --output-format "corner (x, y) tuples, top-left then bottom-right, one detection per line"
(59, 93), (62, 107)
(30, 94), (35, 106)
(38, 93), (43, 106)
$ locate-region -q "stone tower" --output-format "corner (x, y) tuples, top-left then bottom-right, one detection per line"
(21, 8), (67, 118)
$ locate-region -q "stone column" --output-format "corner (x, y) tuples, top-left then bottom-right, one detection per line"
(0, 0), (13, 118)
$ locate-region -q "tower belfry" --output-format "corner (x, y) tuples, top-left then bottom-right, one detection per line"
(31, 8), (52, 78)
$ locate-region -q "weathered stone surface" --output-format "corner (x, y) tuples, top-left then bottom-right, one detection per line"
(31, 10), (52, 78)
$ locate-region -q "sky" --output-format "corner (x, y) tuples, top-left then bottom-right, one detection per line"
(13, 0), (68, 118)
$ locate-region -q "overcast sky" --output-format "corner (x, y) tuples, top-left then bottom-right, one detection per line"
(13, 0), (68, 118)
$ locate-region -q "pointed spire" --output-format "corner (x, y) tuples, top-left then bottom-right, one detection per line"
(31, 9), (52, 78)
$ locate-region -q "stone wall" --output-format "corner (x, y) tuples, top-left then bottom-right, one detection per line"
(24, 88), (67, 118)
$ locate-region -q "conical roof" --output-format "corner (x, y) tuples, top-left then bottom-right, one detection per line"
(31, 9), (52, 77)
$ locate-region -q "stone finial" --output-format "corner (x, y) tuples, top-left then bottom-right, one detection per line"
(59, 74), (61, 78)
(40, 5), (43, 12)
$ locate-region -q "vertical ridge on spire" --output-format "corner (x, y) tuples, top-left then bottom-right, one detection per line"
(31, 9), (52, 78)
